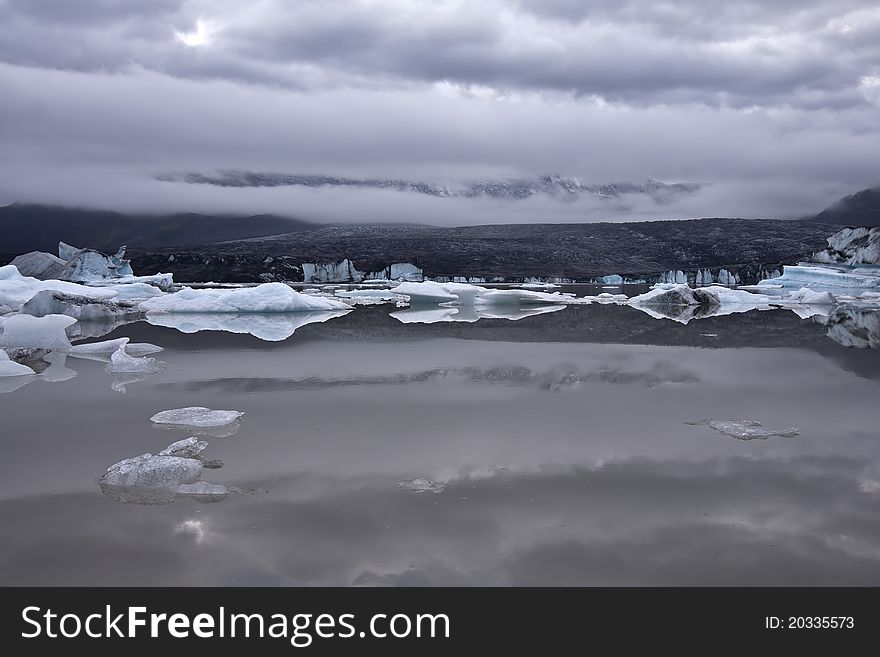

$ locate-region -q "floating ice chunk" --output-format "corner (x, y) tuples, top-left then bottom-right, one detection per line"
(0, 349), (36, 377)
(20, 289), (137, 321)
(99, 454), (203, 488)
(68, 337), (163, 360)
(397, 477), (446, 493)
(139, 282), (351, 313)
(0, 264), (118, 309)
(389, 282), (458, 305)
(334, 289), (404, 303)
(521, 282), (561, 289)
(628, 284), (699, 306)
(151, 406), (244, 428)
(775, 287), (837, 306)
(0, 313), (75, 350)
(749, 264), (880, 291)
(145, 310), (348, 341)
(687, 419), (799, 440)
(97, 282), (167, 301)
(596, 274), (624, 285)
(159, 437), (209, 458)
(106, 343), (166, 373)
(439, 282), (487, 304)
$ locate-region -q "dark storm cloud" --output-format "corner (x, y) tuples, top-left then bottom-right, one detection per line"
(0, 0), (878, 221)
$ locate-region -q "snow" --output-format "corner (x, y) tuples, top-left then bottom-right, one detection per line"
(389, 281), (458, 304)
(106, 343), (166, 374)
(145, 310), (348, 341)
(688, 419), (799, 441)
(0, 313), (75, 350)
(139, 282), (352, 314)
(397, 477), (446, 493)
(150, 406), (244, 428)
(0, 349), (35, 377)
(0, 265), (118, 309)
(159, 437), (209, 458)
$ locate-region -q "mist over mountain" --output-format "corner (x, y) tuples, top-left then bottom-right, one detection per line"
(160, 171), (704, 204)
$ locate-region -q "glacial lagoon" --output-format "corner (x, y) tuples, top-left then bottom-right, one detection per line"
(1, 297), (880, 585)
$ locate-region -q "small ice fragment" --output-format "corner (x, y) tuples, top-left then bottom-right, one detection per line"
(397, 477), (446, 493)
(159, 437), (209, 458)
(687, 419), (800, 441)
(98, 454), (203, 488)
(150, 406), (244, 428)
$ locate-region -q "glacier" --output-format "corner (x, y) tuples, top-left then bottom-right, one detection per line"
(302, 259), (423, 283)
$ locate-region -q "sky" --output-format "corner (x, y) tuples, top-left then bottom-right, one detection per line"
(1, 0), (879, 224)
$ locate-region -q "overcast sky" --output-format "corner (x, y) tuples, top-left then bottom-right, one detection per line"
(1, 0), (879, 223)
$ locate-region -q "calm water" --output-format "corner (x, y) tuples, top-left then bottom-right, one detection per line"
(1, 303), (879, 586)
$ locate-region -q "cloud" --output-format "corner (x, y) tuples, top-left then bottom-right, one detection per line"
(0, 1), (878, 222)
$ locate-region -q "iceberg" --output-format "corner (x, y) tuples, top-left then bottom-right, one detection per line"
(397, 477), (446, 494)
(0, 349), (35, 378)
(40, 351), (77, 382)
(68, 337), (163, 360)
(139, 282), (351, 314)
(687, 419), (799, 441)
(150, 406), (244, 428)
(8, 251), (66, 279)
(145, 310), (348, 341)
(367, 262), (423, 282)
(302, 259), (364, 283)
(0, 313), (75, 350)
(389, 281), (458, 304)
(748, 264), (880, 291)
(596, 274), (624, 285)
(158, 437), (209, 458)
(99, 453), (203, 488)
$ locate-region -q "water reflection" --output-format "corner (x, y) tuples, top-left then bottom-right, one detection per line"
(145, 310), (350, 341)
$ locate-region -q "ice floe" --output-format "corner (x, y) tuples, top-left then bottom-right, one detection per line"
(687, 419), (800, 440)
(389, 281), (458, 304)
(150, 406), (244, 428)
(145, 310), (348, 341)
(0, 313), (75, 350)
(98, 451), (228, 505)
(0, 349), (35, 378)
(139, 282), (351, 314)
(158, 437), (209, 458)
(0, 265), (118, 310)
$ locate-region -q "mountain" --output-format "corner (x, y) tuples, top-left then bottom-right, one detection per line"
(0, 204), (315, 253)
(811, 187), (880, 226)
(158, 171), (704, 204)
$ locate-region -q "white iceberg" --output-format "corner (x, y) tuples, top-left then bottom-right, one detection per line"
(812, 226), (880, 265)
(150, 406), (244, 428)
(0, 313), (75, 350)
(40, 351), (77, 382)
(476, 289), (572, 305)
(596, 274), (624, 285)
(145, 310), (348, 341)
(159, 437), (209, 458)
(139, 282), (351, 314)
(0, 349), (35, 378)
